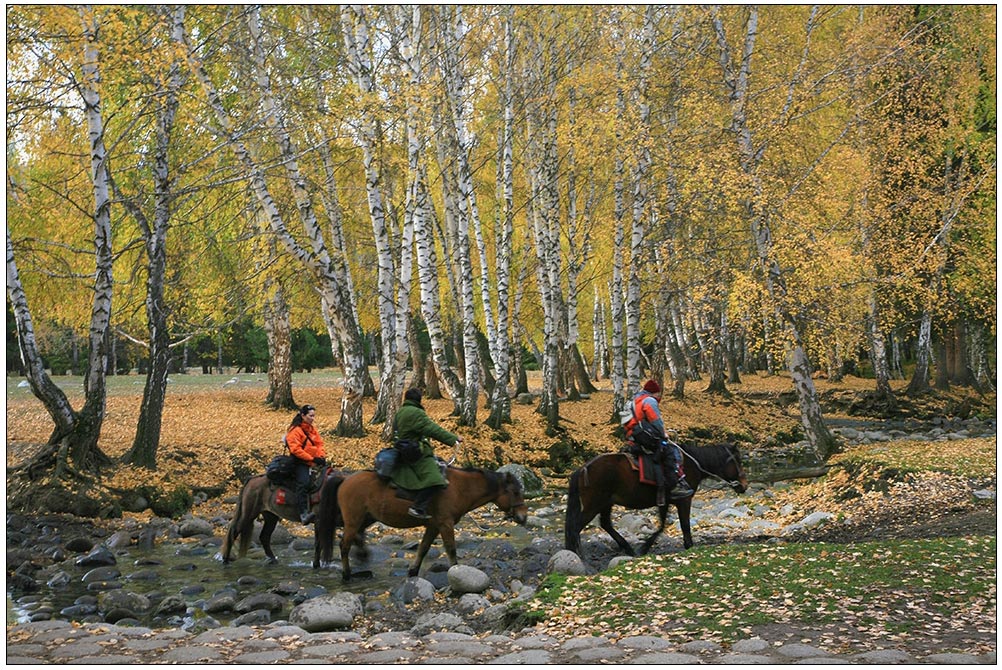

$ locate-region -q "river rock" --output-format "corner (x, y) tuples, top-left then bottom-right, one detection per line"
(411, 612), (474, 636)
(178, 518), (214, 538)
(75, 546), (116, 567)
(447, 565), (490, 594)
(236, 593), (287, 613)
(456, 593), (490, 613)
(496, 464), (544, 498)
(546, 550), (588, 576)
(152, 595), (187, 617)
(97, 590), (151, 615)
(391, 577), (436, 604)
(82, 566), (121, 584)
(289, 592), (362, 632)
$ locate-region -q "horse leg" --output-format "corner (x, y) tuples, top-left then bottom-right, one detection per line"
(259, 513), (279, 564)
(407, 525), (440, 578)
(565, 469), (601, 556)
(599, 507), (636, 556)
(639, 505), (669, 555)
(676, 498), (694, 549)
(438, 523), (459, 566)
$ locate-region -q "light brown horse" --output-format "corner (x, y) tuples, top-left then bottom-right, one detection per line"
(318, 467), (529, 581)
(221, 468), (345, 564)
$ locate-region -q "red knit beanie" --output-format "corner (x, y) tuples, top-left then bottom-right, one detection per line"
(643, 379), (661, 394)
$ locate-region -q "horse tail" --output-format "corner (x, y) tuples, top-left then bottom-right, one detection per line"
(314, 474), (344, 567)
(564, 466), (585, 552)
(222, 480), (247, 561)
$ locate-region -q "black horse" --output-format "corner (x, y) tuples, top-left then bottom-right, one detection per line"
(564, 443), (748, 558)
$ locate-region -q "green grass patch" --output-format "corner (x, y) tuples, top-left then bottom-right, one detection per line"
(531, 536), (996, 645)
(833, 438), (996, 479)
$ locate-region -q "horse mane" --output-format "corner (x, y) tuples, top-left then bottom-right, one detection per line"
(683, 442), (740, 470)
(448, 466), (522, 496)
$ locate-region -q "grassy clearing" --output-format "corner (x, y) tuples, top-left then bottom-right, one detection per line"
(525, 536), (996, 649)
(832, 438), (997, 479)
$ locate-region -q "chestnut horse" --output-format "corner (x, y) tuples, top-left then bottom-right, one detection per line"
(564, 443), (748, 558)
(220, 468), (345, 564)
(316, 467), (529, 580)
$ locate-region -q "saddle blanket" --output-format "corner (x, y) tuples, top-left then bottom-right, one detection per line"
(273, 487), (322, 507)
(624, 452), (659, 486)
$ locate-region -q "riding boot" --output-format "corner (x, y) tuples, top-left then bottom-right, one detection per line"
(296, 484), (315, 525)
(661, 445), (694, 500)
(408, 487), (434, 520)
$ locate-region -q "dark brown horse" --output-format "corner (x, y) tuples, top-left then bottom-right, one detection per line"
(564, 443), (748, 558)
(316, 467), (529, 581)
(221, 468), (345, 564)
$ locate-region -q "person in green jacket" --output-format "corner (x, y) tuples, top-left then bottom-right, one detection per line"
(390, 388), (463, 520)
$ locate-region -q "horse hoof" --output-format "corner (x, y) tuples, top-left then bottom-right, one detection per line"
(266, 557), (278, 565)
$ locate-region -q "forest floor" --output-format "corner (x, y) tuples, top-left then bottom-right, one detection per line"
(5, 369), (995, 519)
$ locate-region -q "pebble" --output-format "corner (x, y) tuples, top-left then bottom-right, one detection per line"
(5, 620), (996, 665)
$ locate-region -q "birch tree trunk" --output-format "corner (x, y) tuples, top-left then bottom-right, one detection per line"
(625, 7), (656, 392)
(608, 9), (628, 422)
(341, 6), (401, 431)
(486, 9), (516, 429)
(713, 6), (835, 458)
(185, 12), (368, 436)
(7, 7), (115, 480)
(436, 6), (482, 426)
(124, 6), (187, 467)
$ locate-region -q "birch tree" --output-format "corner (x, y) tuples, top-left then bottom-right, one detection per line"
(712, 5), (836, 457)
(7, 6), (115, 479)
(184, 7), (370, 436)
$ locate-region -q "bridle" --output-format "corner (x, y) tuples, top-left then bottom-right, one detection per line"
(669, 438), (746, 490)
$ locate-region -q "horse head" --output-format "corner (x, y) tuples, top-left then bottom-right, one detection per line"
(497, 472), (529, 525)
(725, 444), (749, 493)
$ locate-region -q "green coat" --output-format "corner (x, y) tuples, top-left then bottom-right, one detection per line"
(389, 400), (458, 490)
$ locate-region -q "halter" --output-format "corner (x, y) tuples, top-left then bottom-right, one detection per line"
(668, 438), (745, 490)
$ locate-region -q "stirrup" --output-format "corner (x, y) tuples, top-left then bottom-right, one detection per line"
(407, 507), (431, 520)
(669, 481), (693, 500)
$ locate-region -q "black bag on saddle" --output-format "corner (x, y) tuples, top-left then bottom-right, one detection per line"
(266, 454), (298, 483)
(631, 418), (664, 452)
(393, 438), (423, 464)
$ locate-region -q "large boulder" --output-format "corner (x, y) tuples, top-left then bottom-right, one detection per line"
(289, 592), (362, 632)
(497, 464), (544, 499)
(447, 565), (490, 594)
(547, 550), (588, 576)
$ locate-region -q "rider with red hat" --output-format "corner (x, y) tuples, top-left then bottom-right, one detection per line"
(625, 379), (693, 502)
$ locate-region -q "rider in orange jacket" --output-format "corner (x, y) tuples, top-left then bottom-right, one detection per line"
(286, 404), (326, 524)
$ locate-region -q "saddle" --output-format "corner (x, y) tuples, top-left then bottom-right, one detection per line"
(387, 458), (450, 501)
(270, 468), (327, 506)
(623, 451), (660, 487)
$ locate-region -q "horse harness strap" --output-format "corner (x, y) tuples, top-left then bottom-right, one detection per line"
(670, 440), (743, 488)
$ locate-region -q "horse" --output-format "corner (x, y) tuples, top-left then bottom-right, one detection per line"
(316, 467), (529, 581)
(564, 442), (748, 558)
(220, 467), (346, 564)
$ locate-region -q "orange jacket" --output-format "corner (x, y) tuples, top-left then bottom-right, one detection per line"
(286, 422), (325, 463)
(625, 392), (664, 441)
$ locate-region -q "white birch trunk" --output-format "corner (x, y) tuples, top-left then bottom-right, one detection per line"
(340, 6), (400, 429)
(486, 9), (516, 428)
(185, 13), (368, 436)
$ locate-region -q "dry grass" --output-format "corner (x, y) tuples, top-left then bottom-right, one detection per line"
(4, 370), (980, 514)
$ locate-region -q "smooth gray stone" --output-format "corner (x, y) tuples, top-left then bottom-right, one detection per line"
(630, 651), (700, 664)
(571, 647), (628, 662)
(355, 649), (417, 663)
(853, 649), (916, 663)
(777, 643), (832, 658)
(50, 642), (105, 658)
(924, 652), (982, 664)
(299, 643), (361, 657)
(618, 635), (672, 650)
(425, 640), (495, 656)
(731, 638), (771, 653)
(232, 650), (291, 664)
(716, 653), (776, 664)
(68, 655), (139, 664)
(160, 646), (225, 663)
(489, 650), (553, 664)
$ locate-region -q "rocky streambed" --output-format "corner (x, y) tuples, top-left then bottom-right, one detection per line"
(6, 417), (996, 639)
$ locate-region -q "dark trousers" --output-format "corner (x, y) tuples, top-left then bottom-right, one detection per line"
(412, 485), (446, 512)
(294, 461), (311, 514)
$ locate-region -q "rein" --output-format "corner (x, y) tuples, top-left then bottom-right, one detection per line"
(670, 439), (743, 489)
